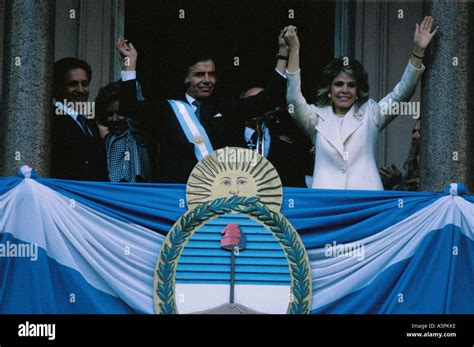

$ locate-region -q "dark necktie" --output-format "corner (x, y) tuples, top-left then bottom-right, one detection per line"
(77, 115), (92, 137)
(192, 100), (201, 120)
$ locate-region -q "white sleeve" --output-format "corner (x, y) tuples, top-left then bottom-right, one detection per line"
(375, 61), (425, 130)
(275, 68), (287, 79)
(121, 70), (137, 81)
(286, 69), (318, 142)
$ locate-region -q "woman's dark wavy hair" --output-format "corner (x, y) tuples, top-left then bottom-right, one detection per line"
(95, 82), (120, 124)
(315, 57), (369, 108)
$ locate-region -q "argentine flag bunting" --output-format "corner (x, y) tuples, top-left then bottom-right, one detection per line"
(0, 168), (473, 314)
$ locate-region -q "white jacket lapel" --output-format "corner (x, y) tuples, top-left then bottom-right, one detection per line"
(315, 106), (345, 156)
(341, 104), (363, 144)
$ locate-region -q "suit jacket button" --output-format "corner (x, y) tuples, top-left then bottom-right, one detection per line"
(85, 161), (89, 165)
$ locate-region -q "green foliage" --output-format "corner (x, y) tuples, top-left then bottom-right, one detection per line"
(156, 195), (311, 314)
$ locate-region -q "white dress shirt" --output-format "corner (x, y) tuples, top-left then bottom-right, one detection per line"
(185, 93), (199, 114)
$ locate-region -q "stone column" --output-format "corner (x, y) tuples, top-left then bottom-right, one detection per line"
(0, 0), (56, 177)
(420, 2), (474, 192)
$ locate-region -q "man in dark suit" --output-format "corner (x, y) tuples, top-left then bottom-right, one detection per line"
(116, 30), (290, 183)
(52, 58), (107, 181)
(240, 87), (313, 187)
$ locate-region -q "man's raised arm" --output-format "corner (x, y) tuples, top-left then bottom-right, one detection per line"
(116, 36), (155, 129)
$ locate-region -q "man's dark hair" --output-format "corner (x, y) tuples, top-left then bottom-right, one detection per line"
(183, 54), (216, 81)
(95, 82), (120, 124)
(54, 57), (92, 92)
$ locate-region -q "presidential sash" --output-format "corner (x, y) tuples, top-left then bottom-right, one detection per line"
(167, 99), (214, 161)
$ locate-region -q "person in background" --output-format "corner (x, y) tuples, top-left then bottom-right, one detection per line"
(379, 119), (420, 191)
(95, 82), (154, 182)
(241, 87), (312, 187)
(52, 57), (107, 180)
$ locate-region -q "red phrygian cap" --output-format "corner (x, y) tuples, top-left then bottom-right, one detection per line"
(220, 223), (246, 251)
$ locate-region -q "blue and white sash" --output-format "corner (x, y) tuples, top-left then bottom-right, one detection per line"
(167, 99), (213, 161)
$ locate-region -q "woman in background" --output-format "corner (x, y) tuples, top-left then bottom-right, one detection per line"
(96, 82), (154, 183)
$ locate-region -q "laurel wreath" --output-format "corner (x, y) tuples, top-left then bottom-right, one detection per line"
(155, 195), (311, 314)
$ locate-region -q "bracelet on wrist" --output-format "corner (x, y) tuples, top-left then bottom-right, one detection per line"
(276, 54), (289, 61)
(412, 51), (424, 59)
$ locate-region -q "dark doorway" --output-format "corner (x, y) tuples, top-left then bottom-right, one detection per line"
(125, 0), (335, 102)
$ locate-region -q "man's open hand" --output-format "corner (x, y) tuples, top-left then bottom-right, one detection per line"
(117, 36), (138, 71)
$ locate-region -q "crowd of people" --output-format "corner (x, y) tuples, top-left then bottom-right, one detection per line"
(51, 16), (437, 190)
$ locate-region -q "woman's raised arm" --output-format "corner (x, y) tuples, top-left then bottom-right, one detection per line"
(375, 17), (438, 130)
(410, 16), (438, 68)
(285, 26), (318, 140)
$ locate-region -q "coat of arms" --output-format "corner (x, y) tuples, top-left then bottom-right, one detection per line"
(154, 147), (312, 314)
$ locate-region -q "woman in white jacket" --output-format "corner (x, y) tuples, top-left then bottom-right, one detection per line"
(284, 17), (438, 190)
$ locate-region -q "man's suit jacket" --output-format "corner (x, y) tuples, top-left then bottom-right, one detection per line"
(120, 71), (286, 183)
(266, 133), (313, 188)
(286, 61), (425, 190)
(241, 112), (313, 188)
(51, 107), (107, 181)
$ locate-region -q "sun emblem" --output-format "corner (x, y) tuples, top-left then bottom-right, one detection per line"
(154, 147), (312, 314)
(186, 147), (283, 212)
